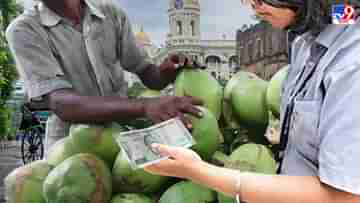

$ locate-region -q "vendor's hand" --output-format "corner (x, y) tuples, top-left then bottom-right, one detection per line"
(143, 96), (203, 128)
(169, 54), (202, 69)
(158, 54), (187, 81)
(159, 54), (198, 80)
(144, 144), (202, 179)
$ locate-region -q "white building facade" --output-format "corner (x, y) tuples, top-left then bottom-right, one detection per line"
(135, 0), (238, 81)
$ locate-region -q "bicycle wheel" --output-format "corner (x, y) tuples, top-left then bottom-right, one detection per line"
(21, 127), (44, 164)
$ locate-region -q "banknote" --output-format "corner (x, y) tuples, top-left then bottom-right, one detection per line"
(115, 118), (196, 169)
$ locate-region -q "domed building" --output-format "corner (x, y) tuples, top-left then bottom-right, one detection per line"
(123, 27), (162, 87)
(136, 28), (151, 46)
(139, 0), (238, 80)
(135, 27), (159, 59)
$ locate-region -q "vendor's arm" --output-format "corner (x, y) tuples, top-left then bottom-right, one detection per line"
(6, 19), (202, 125)
(46, 89), (202, 125)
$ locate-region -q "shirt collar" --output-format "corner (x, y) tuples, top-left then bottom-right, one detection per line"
(38, 0), (105, 27)
(84, 0), (106, 19)
(315, 24), (349, 48)
(38, 2), (61, 27)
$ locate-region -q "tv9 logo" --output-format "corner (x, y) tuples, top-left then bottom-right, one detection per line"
(332, 4), (356, 25)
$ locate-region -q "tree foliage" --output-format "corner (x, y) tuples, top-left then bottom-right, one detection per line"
(0, 0), (21, 138)
(0, 0), (20, 31)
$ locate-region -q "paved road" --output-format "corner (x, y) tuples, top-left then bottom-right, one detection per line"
(0, 141), (22, 203)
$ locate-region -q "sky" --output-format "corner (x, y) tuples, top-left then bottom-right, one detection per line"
(21, 0), (257, 46)
(118, 0), (257, 46)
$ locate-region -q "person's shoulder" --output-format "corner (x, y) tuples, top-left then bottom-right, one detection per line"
(324, 24), (360, 73)
(6, 11), (41, 41)
(86, 0), (128, 19)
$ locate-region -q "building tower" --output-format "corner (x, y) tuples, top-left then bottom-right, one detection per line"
(167, 0), (202, 62)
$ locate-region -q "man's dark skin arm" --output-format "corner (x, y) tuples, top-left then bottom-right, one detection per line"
(22, 1), (202, 126)
(47, 54), (201, 125)
(47, 89), (202, 127)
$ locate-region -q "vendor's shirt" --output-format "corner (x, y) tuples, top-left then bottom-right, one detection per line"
(6, 0), (151, 151)
(280, 20), (360, 194)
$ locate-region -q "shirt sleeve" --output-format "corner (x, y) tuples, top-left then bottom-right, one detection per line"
(318, 62), (360, 195)
(6, 21), (73, 100)
(111, 3), (152, 74)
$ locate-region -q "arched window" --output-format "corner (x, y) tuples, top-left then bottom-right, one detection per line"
(191, 21), (195, 36)
(177, 21), (183, 35)
(229, 56), (239, 71)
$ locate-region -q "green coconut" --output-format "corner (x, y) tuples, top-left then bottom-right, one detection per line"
(70, 123), (122, 168)
(175, 69), (223, 120)
(43, 153), (112, 203)
(223, 71), (269, 142)
(4, 160), (52, 203)
(231, 72), (269, 127)
(110, 194), (155, 203)
(189, 106), (221, 160)
(214, 144), (277, 203)
(46, 136), (79, 167)
(138, 89), (161, 98)
(267, 65), (289, 118)
(112, 149), (170, 194)
(223, 71), (259, 129)
(159, 181), (217, 203)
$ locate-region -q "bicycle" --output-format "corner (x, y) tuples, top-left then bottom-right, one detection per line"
(20, 123), (45, 164)
(17, 103), (46, 164)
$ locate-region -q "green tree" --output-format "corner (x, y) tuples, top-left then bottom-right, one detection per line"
(0, 0), (20, 31)
(0, 0), (21, 138)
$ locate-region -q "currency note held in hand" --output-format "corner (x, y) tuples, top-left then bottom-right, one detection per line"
(115, 118), (195, 169)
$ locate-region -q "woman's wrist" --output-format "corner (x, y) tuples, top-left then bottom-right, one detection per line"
(186, 160), (244, 199)
(186, 159), (208, 180)
(185, 160), (206, 180)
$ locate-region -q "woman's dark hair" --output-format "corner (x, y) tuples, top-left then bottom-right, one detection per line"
(263, 0), (360, 35)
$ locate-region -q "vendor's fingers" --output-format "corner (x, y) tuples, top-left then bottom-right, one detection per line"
(185, 96), (204, 106)
(169, 54), (187, 65)
(184, 57), (193, 66)
(178, 113), (193, 129)
(169, 55), (180, 64)
(152, 117), (163, 124)
(167, 109), (178, 119)
(182, 104), (203, 118)
(159, 113), (171, 122)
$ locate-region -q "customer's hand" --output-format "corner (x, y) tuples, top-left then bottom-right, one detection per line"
(143, 96), (203, 128)
(144, 144), (202, 179)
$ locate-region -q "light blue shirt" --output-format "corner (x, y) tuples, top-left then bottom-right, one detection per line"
(280, 20), (360, 194)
